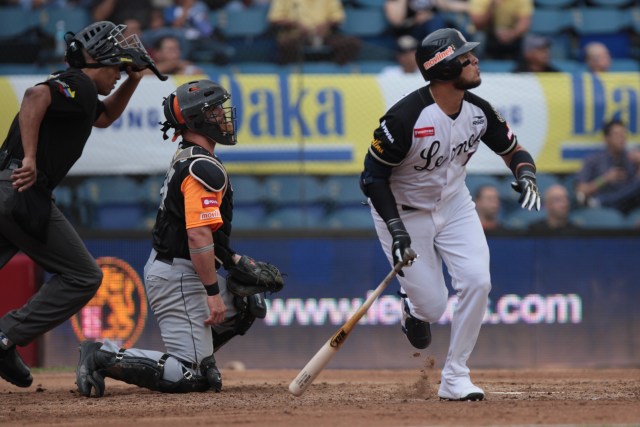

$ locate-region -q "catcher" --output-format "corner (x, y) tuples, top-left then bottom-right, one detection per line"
(75, 79), (284, 397)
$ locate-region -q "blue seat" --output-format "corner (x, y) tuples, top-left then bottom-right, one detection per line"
(214, 6), (269, 39)
(40, 7), (91, 36)
(296, 62), (355, 74)
(351, 0), (386, 7)
(504, 209), (548, 230)
(0, 8), (40, 38)
(231, 208), (264, 230)
(573, 7), (632, 34)
(570, 207), (628, 229)
(77, 176), (145, 229)
(480, 60), (516, 73)
(231, 175), (267, 218)
(324, 175), (366, 208)
(265, 207), (324, 229)
(535, 0), (579, 8)
(607, 58), (640, 72)
(263, 175), (327, 208)
(553, 59), (586, 73)
(625, 208), (640, 228)
(530, 9), (574, 35)
(356, 60), (396, 74)
(585, 0), (635, 7)
(140, 174), (165, 205)
(323, 206), (374, 231)
(340, 7), (388, 37)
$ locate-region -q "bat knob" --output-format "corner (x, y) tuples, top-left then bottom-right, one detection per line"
(403, 248), (418, 265)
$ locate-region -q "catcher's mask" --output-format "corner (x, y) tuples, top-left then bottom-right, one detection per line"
(64, 21), (167, 81)
(416, 28), (479, 82)
(160, 80), (237, 146)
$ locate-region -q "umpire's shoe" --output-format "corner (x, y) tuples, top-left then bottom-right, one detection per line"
(400, 294), (432, 349)
(76, 340), (106, 397)
(0, 330), (33, 388)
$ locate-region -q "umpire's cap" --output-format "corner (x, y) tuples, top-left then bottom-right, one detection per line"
(416, 28), (479, 81)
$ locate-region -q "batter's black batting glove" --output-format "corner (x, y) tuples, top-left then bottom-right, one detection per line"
(386, 218), (415, 277)
(511, 173), (541, 211)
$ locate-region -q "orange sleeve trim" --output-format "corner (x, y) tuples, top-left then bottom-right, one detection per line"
(181, 175), (224, 231)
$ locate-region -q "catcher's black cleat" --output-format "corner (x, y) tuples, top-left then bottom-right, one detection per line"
(400, 294), (432, 349)
(0, 332), (33, 388)
(76, 340), (106, 397)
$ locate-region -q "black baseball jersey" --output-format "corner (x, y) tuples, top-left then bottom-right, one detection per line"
(363, 85), (517, 211)
(0, 68), (105, 190)
(152, 142), (236, 267)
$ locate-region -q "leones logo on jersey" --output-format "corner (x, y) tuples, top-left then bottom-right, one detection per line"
(71, 257), (147, 348)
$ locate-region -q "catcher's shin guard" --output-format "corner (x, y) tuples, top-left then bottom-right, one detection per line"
(76, 341), (210, 397)
(213, 293), (266, 352)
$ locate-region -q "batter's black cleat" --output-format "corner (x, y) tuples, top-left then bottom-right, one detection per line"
(76, 340), (106, 397)
(0, 332), (33, 388)
(400, 294), (432, 349)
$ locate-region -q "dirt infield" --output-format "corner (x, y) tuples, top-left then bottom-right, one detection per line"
(1, 365), (639, 427)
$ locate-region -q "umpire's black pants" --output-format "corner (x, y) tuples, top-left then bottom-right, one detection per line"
(0, 171), (102, 347)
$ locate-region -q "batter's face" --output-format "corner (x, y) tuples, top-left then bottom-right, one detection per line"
(453, 52), (481, 90)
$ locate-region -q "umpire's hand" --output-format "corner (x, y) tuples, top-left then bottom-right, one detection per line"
(11, 156), (37, 192)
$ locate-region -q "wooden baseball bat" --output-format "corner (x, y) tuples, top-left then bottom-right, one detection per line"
(288, 248), (417, 397)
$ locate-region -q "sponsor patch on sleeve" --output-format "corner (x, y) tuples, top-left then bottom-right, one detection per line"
(201, 196), (219, 208)
(414, 127), (435, 138)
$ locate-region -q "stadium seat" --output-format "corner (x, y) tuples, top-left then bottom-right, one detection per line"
(552, 59), (586, 73)
(340, 8), (389, 38)
(530, 9), (574, 35)
(231, 175), (267, 218)
(351, 0), (386, 7)
(479, 60), (516, 73)
(39, 7), (91, 36)
(231, 208), (264, 230)
(214, 6), (269, 39)
(503, 208), (548, 230)
(535, 0), (579, 8)
(263, 175), (327, 209)
(606, 58), (640, 72)
(0, 8), (40, 38)
(53, 185), (75, 221)
(625, 207), (640, 228)
(585, 0), (635, 7)
(323, 206), (374, 230)
(324, 175), (367, 208)
(569, 207), (628, 229)
(356, 60), (395, 73)
(265, 206), (324, 230)
(573, 7), (632, 34)
(76, 176), (145, 229)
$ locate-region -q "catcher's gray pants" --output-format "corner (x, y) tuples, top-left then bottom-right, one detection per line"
(0, 171), (103, 347)
(103, 249), (239, 384)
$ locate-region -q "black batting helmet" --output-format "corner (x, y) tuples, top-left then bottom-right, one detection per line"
(161, 80), (237, 146)
(416, 28), (479, 81)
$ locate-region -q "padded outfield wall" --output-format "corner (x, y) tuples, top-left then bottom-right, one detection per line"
(37, 234), (640, 370)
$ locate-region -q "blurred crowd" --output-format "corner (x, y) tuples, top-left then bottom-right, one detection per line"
(0, 0), (637, 73)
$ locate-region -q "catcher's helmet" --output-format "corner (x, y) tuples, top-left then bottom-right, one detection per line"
(416, 28), (479, 81)
(64, 21), (153, 71)
(161, 80), (237, 146)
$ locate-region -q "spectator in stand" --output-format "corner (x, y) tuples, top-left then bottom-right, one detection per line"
(512, 34), (559, 73)
(267, 0), (361, 65)
(91, 0), (154, 30)
(150, 35), (204, 75)
(584, 42), (611, 73)
(379, 35), (421, 78)
(468, 0), (533, 60)
(164, 0), (235, 65)
(575, 119), (640, 214)
(384, 0), (471, 42)
(528, 184), (581, 232)
(474, 184), (503, 231)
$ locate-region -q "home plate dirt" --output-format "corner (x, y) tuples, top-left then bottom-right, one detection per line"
(0, 364), (638, 426)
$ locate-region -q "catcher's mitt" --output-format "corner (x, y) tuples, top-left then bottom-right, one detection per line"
(226, 255), (285, 297)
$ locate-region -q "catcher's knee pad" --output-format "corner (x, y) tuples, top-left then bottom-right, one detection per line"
(213, 294), (266, 352)
(100, 350), (209, 393)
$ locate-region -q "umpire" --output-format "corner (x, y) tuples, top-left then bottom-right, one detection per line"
(0, 21), (163, 388)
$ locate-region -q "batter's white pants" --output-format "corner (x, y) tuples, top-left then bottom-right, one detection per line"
(371, 189), (491, 384)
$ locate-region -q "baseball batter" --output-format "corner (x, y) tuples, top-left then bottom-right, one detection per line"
(360, 28), (541, 401)
(76, 80), (283, 397)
